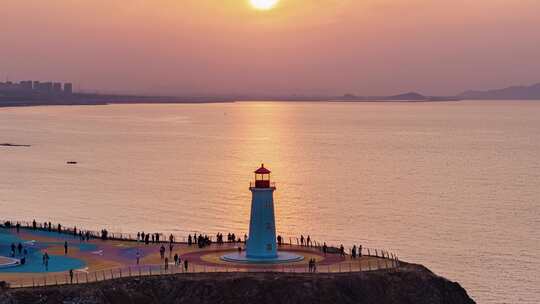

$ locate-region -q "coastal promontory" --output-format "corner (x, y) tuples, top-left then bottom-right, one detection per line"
(0, 262), (474, 304)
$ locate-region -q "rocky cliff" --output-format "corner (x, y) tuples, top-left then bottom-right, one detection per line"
(0, 263), (475, 304)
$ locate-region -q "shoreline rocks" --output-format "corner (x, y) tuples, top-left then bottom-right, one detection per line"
(0, 262), (475, 304)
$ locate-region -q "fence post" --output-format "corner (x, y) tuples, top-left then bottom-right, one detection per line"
(86, 273), (89, 283)
(76, 273), (79, 284)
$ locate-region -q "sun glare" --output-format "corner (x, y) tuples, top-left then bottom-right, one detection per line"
(249, 0), (279, 10)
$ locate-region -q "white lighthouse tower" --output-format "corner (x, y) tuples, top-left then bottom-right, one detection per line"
(221, 164), (303, 264)
(246, 164), (277, 259)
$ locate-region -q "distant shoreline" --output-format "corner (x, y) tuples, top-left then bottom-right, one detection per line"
(0, 96), (463, 108)
(2, 96), (540, 109)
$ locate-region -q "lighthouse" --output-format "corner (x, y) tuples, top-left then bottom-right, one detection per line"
(246, 164), (277, 259)
(220, 164), (303, 264)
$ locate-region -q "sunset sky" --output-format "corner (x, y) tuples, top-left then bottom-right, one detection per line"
(1, 0), (539, 96)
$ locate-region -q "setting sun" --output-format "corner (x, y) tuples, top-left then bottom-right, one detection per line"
(249, 0), (279, 10)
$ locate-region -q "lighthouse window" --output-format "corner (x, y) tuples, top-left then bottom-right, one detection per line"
(266, 244), (272, 251)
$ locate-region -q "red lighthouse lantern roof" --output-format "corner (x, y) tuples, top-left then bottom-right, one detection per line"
(254, 164), (271, 174)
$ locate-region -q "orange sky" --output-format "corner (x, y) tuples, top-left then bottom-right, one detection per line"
(1, 0), (539, 95)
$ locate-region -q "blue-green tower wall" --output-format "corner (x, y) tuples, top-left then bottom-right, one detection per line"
(246, 187), (277, 259)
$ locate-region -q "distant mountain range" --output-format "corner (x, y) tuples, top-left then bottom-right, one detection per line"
(459, 83), (540, 100)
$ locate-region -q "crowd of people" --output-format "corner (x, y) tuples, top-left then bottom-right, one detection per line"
(187, 233), (212, 248)
(3, 220), (377, 276)
(9, 242), (28, 265)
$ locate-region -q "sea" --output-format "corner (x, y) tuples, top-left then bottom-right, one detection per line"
(1, 101), (539, 303)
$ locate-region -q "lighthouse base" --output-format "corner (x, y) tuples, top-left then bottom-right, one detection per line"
(220, 251), (304, 264)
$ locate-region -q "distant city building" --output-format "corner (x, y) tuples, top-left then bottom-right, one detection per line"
(21, 81), (33, 90)
(64, 83), (73, 94)
(53, 82), (62, 92)
(0, 79), (74, 95)
(42, 82), (53, 92)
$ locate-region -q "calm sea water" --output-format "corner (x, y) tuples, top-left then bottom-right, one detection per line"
(1, 101), (539, 303)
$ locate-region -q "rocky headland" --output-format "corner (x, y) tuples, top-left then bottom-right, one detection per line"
(0, 262), (475, 304)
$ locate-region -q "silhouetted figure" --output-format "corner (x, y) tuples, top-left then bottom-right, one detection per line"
(174, 253), (179, 266)
(160, 245), (166, 260)
(323, 243), (328, 256)
(359, 245), (362, 257)
(43, 252), (49, 271)
(307, 235), (311, 247)
(64, 241), (68, 255)
(184, 259), (188, 272)
(300, 235), (304, 246)
(352, 245), (357, 259)
(32, 219), (37, 230)
(17, 243), (23, 255)
(340, 244), (345, 256)
(58, 223), (62, 233)
(136, 250), (140, 265)
(277, 235), (282, 246)
(69, 269), (74, 283)
(188, 234), (192, 246)
(16, 222), (20, 233)
(164, 257), (169, 270)
(10, 243), (15, 257)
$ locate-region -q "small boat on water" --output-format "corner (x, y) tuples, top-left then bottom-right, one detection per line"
(66, 161), (78, 165)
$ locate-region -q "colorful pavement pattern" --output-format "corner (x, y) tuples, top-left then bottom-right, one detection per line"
(0, 227), (396, 286)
